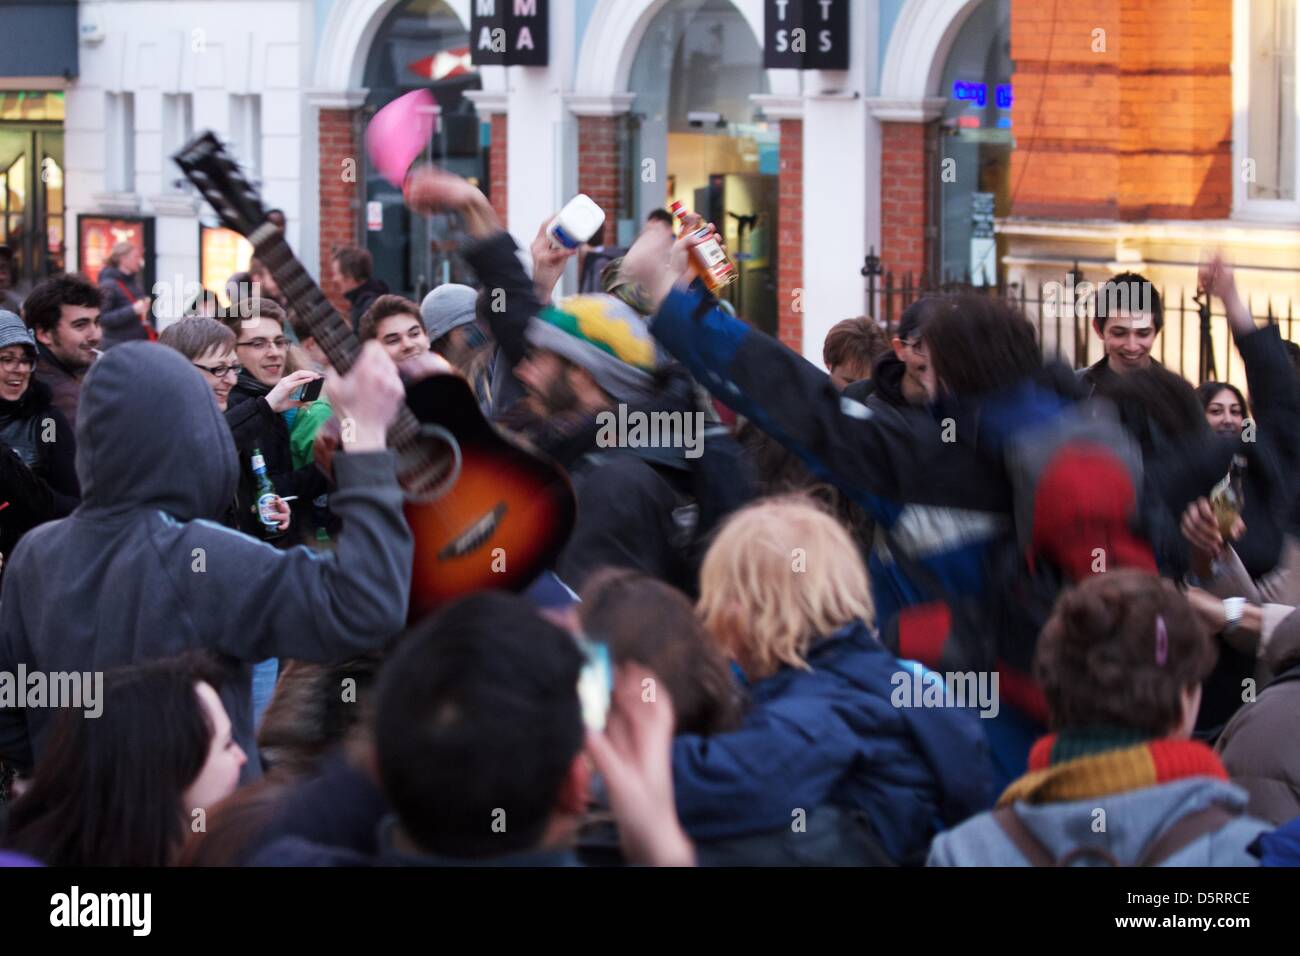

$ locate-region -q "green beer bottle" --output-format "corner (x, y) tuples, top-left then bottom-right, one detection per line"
(250, 448), (284, 540)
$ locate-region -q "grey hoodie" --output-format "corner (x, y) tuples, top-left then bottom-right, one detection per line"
(927, 778), (1269, 866)
(0, 342), (413, 780)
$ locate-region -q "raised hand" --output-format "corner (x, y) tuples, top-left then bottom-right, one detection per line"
(403, 165), (501, 238)
(266, 370), (322, 413)
(531, 216), (578, 304)
(584, 663), (694, 867)
(326, 341), (406, 453)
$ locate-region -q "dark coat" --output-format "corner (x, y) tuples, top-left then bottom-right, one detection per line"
(97, 265), (152, 349)
(225, 373), (329, 541)
(0, 343), (413, 780)
(345, 278), (390, 335)
(0, 376), (80, 562)
(33, 344), (85, 433)
(1218, 611), (1300, 825)
(460, 231), (753, 594)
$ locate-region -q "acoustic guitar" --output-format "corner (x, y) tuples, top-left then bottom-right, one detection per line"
(173, 131), (576, 620)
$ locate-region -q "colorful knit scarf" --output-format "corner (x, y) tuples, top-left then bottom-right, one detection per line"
(997, 728), (1229, 807)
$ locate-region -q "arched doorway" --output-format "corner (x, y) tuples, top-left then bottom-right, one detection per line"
(361, 0), (483, 298)
(626, 0), (777, 334)
(934, 0), (1012, 284)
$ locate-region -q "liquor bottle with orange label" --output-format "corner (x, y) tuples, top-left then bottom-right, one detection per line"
(669, 200), (737, 293)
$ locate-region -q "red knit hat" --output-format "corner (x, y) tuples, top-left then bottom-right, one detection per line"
(1030, 445), (1157, 581)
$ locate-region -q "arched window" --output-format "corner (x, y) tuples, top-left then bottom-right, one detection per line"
(935, 0), (1012, 285)
(627, 0), (777, 332)
(363, 0), (483, 297)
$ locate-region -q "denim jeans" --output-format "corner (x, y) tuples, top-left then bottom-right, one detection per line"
(251, 658), (280, 728)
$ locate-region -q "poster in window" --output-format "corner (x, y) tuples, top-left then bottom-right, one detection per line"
(199, 225), (254, 308)
(76, 215), (154, 288)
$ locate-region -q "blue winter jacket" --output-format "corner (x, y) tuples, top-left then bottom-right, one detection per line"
(672, 621), (996, 864)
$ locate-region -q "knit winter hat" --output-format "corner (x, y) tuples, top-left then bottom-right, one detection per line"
(0, 310), (36, 354)
(420, 283), (478, 341)
(525, 294), (661, 404)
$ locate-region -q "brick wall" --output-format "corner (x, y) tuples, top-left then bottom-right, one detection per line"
(577, 114), (622, 237)
(777, 118), (803, 352)
(880, 121), (932, 278)
(488, 113), (508, 224)
(1009, 0), (1232, 220)
(318, 108), (361, 314)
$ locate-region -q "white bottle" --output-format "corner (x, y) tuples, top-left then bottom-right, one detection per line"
(547, 194), (607, 250)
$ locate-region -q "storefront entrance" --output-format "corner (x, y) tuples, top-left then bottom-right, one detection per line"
(0, 92), (65, 292)
(627, 0), (778, 334)
(362, 0), (483, 299)
(935, 0), (1012, 285)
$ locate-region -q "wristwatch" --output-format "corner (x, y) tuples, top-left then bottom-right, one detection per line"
(1222, 597), (1246, 634)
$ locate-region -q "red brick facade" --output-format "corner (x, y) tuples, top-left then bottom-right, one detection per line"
(777, 118), (803, 352)
(488, 113), (508, 224)
(318, 107), (362, 315)
(1009, 0), (1232, 219)
(880, 120), (933, 279)
(576, 114), (622, 239)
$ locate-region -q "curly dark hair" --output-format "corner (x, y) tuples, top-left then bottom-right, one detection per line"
(1035, 570), (1217, 736)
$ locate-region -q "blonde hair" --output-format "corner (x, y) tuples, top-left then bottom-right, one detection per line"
(107, 241), (136, 269)
(697, 495), (874, 678)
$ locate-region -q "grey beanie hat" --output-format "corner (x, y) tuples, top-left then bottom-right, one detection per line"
(0, 310), (36, 354)
(420, 284), (479, 342)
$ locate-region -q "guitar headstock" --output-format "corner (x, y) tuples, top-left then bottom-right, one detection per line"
(172, 131), (268, 238)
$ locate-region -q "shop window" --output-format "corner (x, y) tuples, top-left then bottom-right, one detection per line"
(362, 0), (481, 298)
(1234, 0), (1299, 218)
(628, 0), (776, 333)
(936, 0), (1012, 284)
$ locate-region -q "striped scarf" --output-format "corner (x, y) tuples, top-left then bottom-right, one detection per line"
(997, 729), (1228, 807)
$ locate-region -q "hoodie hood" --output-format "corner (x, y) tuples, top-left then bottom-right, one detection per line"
(76, 341), (237, 519)
(869, 351), (910, 407)
(1004, 777), (1252, 865)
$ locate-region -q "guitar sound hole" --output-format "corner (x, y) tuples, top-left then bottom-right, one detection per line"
(399, 426), (463, 503)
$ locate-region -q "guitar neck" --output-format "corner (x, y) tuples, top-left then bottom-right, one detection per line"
(247, 224), (421, 450)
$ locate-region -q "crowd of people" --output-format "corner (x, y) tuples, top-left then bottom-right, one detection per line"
(0, 166), (1298, 870)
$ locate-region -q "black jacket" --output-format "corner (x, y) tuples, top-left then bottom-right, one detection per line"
(97, 265), (152, 349)
(459, 231), (754, 593)
(345, 278), (390, 335)
(0, 342), (412, 779)
(0, 377), (80, 562)
(225, 373), (329, 541)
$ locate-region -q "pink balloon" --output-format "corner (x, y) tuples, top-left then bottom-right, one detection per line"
(366, 89), (440, 188)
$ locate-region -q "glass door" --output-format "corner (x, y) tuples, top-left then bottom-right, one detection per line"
(0, 125), (64, 291)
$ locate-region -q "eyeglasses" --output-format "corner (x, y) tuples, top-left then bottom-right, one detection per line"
(193, 362), (243, 379)
(0, 354), (35, 371)
(902, 337), (928, 357)
(236, 337), (287, 351)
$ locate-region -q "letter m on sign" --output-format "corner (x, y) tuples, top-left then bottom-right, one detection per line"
(514, 0), (537, 14)
(476, 0), (496, 14)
